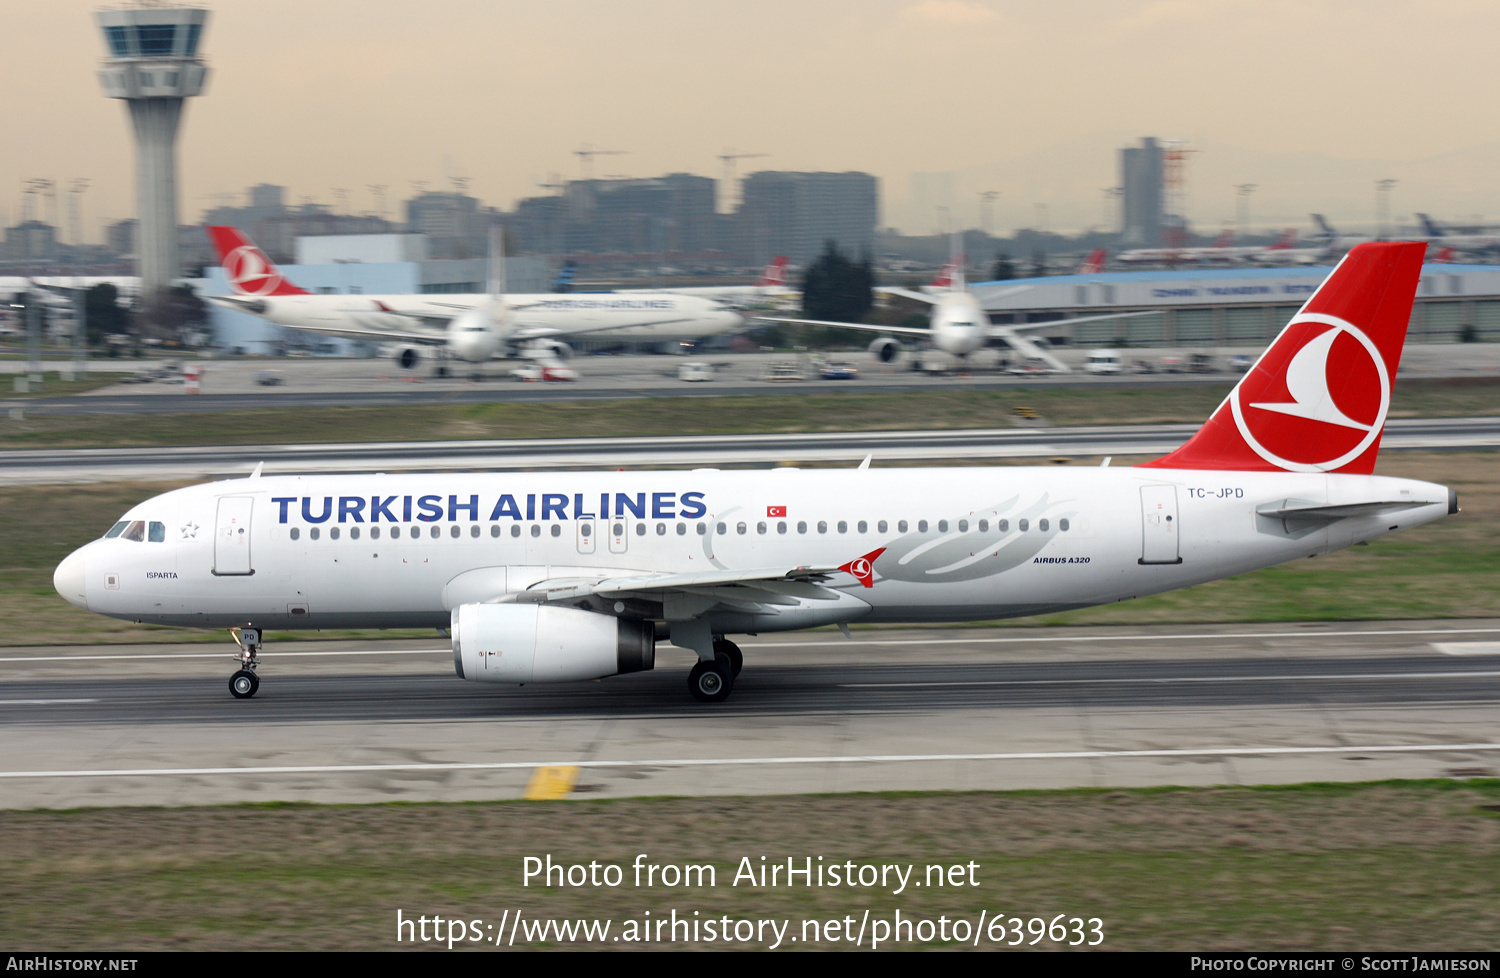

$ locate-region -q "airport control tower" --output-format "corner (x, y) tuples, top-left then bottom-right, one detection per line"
(94, 4), (210, 300)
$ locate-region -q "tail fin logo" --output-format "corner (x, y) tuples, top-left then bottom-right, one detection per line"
(838, 547), (886, 588)
(223, 245), (286, 297)
(1229, 313), (1390, 473)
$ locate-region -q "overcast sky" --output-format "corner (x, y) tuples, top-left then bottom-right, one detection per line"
(6, 0), (1499, 242)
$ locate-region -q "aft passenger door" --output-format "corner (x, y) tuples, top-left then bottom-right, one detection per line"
(1139, 485), (1181, 565)
(214, 496), (255, 576)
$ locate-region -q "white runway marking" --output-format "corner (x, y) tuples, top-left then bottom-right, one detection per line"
(3, 742), (1499, 780)
(1433, 642), (1500, 656)
(3, 626), (1499, 664)
(845, 670), (1500, 688)
(0, 649), (450, 663)
(750, 627), (1500, 649)
(0, 699), (98, 706)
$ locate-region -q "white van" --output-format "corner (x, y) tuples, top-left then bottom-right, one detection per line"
(677, 361), (715, 382)
(1084, 349), (1123, 375)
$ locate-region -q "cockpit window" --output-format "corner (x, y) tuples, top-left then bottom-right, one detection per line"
(104, 521), (128, 539)
(121, 520), (146, 542)
(148, 522), (166, 543)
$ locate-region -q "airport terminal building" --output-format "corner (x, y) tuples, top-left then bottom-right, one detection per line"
(971, 263), (1500, 348)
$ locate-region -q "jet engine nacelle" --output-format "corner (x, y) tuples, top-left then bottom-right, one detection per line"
(451, 603), (655, 684)
(868, 337), (903, 363)
(392, 345), (424, 370)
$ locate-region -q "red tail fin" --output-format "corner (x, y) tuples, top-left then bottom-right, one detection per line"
(1076, 248), (1106, 274)
(204, 226), (309, 297)
(758, 256), (789, 288)
(1140, 242), (1426, 474)
(929, 260), (958, 289)
(1268, 229), (1296, 250)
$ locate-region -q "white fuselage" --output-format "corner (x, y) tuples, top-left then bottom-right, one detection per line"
(234, 292), (744, 345)
(54, 466), (1451, 634)
(928, 292), (989, 357)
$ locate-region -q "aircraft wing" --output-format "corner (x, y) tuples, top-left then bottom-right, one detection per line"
(876, 284), (1032, 305)
(494, 565), (860, 618)
(246, 318), (448, 346)
(753, 316), (938, 338)
(876, 286), (941, 305)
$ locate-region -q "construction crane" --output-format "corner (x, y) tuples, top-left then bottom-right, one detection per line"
(717, 149), (768, 213)
(573, 145), (627, 181)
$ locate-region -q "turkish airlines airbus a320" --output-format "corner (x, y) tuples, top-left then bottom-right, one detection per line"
(55, 243), (1455, 703)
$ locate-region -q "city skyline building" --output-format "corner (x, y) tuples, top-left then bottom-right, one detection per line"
(1120, 137), (1164, 247)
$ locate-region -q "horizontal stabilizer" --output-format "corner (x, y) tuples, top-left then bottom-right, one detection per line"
(1255, 498), (1438, 520)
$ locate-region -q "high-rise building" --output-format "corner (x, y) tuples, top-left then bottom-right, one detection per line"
(1120, 137), (1163, 246)
(94, 5), (210, 297)
(735, 171), (878, 264)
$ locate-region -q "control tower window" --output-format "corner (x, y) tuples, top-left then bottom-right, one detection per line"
(104, 26), (130, 57)
(185, 23), (202, 56)
(135, 25), (177, 57)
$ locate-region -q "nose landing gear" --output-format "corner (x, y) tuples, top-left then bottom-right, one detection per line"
(228, 627), (262, 699)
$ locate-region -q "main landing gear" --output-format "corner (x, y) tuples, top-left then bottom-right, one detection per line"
(229, 627), (262, 699)
(687, 638), (743, 703)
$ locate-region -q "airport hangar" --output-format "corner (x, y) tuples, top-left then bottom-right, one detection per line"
(969, 262), (1500, 349)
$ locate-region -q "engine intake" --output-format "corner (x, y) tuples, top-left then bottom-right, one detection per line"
(452, 604), (654, 683)
(869, 337), (902, 363)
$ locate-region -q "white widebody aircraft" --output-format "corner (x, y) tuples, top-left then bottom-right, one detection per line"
(758, 245), (1146, 372)
(54, 243), (1455, 703)
(205, 227), (744, 371)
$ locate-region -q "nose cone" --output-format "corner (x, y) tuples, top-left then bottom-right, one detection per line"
(53, 549), (88, 610)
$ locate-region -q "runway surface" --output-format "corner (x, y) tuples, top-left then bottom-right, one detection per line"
(2, 620), (1497, 808)
(3, 417), (1497, 484)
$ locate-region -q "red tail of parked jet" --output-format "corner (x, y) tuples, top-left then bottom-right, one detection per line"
(757, 256), (789, 288)
(1141, 241), (1426, 475)
(929, 259), (963, 289)
(1266, 229), (1297, 250)
(205, 226), (310, 297)
(1076, 248), (1107, 274)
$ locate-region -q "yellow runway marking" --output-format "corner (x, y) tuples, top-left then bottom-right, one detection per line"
(523, 765), (580, 800)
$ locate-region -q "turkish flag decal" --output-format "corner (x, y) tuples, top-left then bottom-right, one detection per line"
(767, 505), (787, 518)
